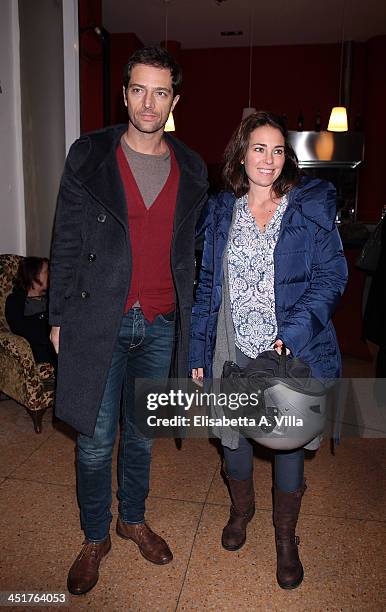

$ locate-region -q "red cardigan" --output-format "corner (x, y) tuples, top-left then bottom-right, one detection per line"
(116, 144), (180, 322)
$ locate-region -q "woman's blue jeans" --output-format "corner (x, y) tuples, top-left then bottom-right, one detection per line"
(223, 347), (304, 492)
(76, 308), (175, 542)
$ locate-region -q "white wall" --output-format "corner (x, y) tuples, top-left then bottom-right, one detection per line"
(0, 0), (79, 258)
(19, 0), (66, 257)
(0, 1), (26, 255)
(63, 0), (80, 154)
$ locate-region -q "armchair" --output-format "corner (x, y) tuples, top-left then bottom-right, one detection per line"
(0, 254), (55, 432)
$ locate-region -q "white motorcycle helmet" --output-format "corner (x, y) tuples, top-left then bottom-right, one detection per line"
(246, 376), (327, 450)
(222, 347), (328, 450)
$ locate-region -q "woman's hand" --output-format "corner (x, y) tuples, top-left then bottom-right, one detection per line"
(273, 339), (290, 355)
(191, 367), (204, 387)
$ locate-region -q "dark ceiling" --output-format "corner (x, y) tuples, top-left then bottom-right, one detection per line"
(102, 0), (386, 48)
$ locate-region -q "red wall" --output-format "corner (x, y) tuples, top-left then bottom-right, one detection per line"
(357, 36), (386, 222)
(110, 33), (143, 125)
(79, 0), (142, 130)
(177, 44), (344, 163)
(175, 40), (384, 221)
(95, 39), (368, 165)
(79, 0), (104, 132)
(78, 8), (386, 221)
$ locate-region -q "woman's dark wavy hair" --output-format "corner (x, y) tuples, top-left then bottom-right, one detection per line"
(123, 46), (182, 96)
(14, 257), (49, 292)
(222, 111), (300, 198)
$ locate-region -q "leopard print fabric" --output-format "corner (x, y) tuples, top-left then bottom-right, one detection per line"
(0, 254), (55, 411)
(37, 362), (55, 392)
(0, 254), (21, 333)
(37, 362), (55, 380)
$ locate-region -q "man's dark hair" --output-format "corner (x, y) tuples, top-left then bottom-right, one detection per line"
(222, 111), (300, 198)
(14, 257), (49, 292)
(123, 46), (182, 96)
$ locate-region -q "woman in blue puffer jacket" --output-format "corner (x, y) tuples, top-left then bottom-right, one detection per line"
(189, 111), (348, 589)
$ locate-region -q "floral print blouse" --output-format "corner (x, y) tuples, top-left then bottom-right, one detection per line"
(227, 193), (288, 358)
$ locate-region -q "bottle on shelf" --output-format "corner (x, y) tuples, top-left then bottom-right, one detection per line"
(315, 109), (321, 132)
(297, 110), (304, 131)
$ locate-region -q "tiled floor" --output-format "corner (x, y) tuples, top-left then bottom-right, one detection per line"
(0, 357), (385, 611)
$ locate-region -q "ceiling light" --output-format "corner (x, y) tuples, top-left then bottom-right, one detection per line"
(242, 108), (256, 119)
(327, 107), (348, 132)
(162, 0), (175, 132)
(328, 0), (348, 132)
(242, 1), (256, 119)
(165, 112), (176, 132)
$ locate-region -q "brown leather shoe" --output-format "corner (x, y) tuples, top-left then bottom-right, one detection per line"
(116, 517), (173, 565)
(67, 535), (111, 596)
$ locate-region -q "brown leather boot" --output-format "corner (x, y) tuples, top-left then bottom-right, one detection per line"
(222, 476), (255, 551)
(67, 535), (111, 595)
(273, 482), (307, 589)
(116, 517), (173, 565)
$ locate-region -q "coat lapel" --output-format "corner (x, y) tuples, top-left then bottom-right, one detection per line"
(78, 125), (129, 232)
(174, 167), (208, 233)
(165, 134), (208, 234)
(76, 127), (208, 236)
(83, 148), (129, 232)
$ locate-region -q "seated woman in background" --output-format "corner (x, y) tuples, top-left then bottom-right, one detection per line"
(5, 257), (56, 365)
(190, 111), (347, 589)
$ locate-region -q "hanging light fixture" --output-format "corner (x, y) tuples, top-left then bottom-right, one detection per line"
(163, 0), (175, 132)
(164, 112), (176, 131)
(164, 115), (175, 132)
(328, 107), (348, 132)
(242, 1), (256, 119)
(328, 0), (348, 132)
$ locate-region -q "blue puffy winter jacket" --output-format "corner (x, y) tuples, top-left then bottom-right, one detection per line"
(189, 176), (348, 379)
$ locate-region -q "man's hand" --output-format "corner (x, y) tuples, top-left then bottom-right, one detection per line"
(50, 326), (61, 354)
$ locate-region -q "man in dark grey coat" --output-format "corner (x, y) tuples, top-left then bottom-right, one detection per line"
(49, 46), (207, 595)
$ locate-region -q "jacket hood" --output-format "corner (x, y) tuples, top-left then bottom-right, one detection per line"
(289, 176), (336, 231)
(216, 176), (337, 232)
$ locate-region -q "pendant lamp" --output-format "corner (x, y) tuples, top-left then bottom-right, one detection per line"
(328, 107), (348, 132)
(165, 112), (176, 132)
(242, 1), (256, 119)
(163, 0), (176, 132)
(328, 0), (348, 132)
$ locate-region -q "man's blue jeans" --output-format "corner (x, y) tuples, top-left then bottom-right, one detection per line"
(76, 308), (175, 542)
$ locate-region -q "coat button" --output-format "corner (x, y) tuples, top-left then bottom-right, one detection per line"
(97, 213), (106, 223)
(81, 291), (90, 299)
(88, 253), (96, 262)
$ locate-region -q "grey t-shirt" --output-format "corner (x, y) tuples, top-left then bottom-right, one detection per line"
(120, 135), (171, 208)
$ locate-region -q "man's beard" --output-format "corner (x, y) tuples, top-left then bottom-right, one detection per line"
(128, 109), (168, 134)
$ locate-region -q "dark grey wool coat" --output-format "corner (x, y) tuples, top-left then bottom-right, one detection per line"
(49, 124), (208, 436)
